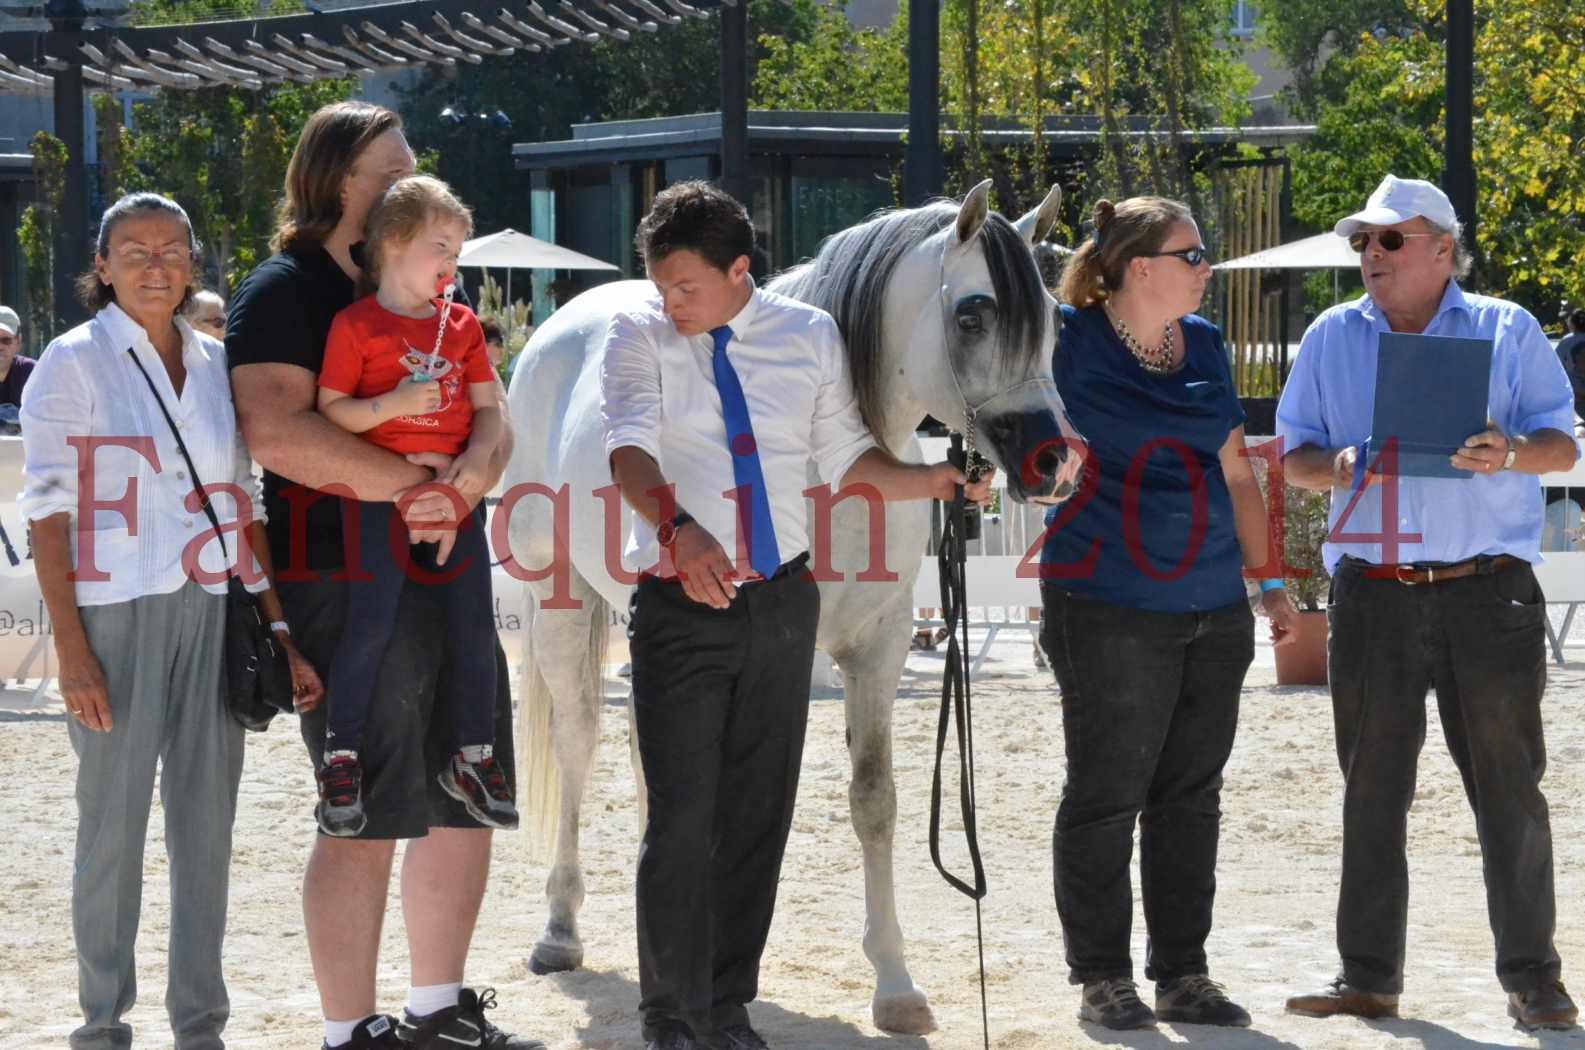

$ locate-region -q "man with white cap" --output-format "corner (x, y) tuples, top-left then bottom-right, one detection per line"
(0, 305), (36, 408)
(1276, 175), (1579, 1030)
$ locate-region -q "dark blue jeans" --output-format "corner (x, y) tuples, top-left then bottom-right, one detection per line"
(324, 500), (497, 755)
(1327, 556), (1560, 995)
(1040, 586), (1253, 986)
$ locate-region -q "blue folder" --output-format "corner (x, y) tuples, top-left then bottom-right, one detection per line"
(1365, 332), (1493, 479)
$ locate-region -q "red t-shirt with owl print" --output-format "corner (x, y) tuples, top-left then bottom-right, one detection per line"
(318, 294), (497, 456)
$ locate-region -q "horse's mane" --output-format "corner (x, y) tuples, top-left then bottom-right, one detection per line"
(768, 202), (1046, 442)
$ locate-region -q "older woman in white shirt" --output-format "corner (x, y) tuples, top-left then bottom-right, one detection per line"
(21, 192), (321, 1050)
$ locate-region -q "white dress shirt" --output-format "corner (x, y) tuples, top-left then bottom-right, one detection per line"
(602, 281), (876, 572)
(20, 303), (266, 607)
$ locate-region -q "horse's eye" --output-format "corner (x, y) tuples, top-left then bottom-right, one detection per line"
(957, 313), (983, 333)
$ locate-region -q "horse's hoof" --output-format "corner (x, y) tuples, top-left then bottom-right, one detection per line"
(873, 989), (937, 1035)
(528, 941), (583, 974)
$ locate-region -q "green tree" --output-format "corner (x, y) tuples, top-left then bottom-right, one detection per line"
(395, 0), (822, 236)
(754, 3), (909, 110)
(1287, 0), (1585, 323)
(1254, 0), (1422, 118)
(18, 132), (67, 347)
(118, 79), (356, 293)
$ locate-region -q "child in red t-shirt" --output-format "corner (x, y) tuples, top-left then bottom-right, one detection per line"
(313, 175), (515, 835)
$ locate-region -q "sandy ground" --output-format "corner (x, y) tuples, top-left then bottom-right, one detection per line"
(3, 627), (1585, 1050)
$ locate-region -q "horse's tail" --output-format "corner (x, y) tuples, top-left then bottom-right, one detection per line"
(516, 583), (610, 860)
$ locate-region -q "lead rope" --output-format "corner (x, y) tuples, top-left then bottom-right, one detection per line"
(929, 431), (992, 1050)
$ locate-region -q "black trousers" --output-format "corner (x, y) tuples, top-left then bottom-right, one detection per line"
(1040, 586), (1254, 986)
(1327, 557), (1560, 995)
(629, 561), (819, 1043)
(324, 500), (497, 754)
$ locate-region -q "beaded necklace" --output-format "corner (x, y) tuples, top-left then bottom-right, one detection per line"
(1104, 303), (1176, 373)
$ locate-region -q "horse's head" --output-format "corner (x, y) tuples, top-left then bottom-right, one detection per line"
(918, 181), (1084, 505)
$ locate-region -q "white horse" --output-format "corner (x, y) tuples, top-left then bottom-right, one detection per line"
(501, 180), (1083, 1034)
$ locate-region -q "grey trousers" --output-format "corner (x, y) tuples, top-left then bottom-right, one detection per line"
(69, 583), (244, 1050)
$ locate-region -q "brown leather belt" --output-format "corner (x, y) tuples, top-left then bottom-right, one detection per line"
(1364, 553), (1523, 585)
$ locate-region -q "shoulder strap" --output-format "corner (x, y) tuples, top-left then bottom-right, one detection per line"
(124, 346), (232, 564)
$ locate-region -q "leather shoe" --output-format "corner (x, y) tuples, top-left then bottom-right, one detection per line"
(1286, 977), (1399, 1020)
(718, 1024), (770, 1049)
(645, 1028), (697, 1050)
(1509, 981), (1579, 1030)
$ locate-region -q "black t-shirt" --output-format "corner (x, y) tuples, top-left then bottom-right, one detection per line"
(226, 244), (358, 572)
(0, 356), (37, 407)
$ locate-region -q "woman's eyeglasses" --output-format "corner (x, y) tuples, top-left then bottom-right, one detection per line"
(113, 246), (194, 269)
(1144, 246), (1210, 267)
(1348, 230), (1435, 253)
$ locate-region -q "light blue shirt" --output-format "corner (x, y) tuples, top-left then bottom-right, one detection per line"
(1275, 280), (1577, 572)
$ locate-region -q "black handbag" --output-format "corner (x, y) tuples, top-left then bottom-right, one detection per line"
(127, 347), (295, 731)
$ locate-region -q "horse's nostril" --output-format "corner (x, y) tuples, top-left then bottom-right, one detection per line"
(1035, 444), (1067, 478)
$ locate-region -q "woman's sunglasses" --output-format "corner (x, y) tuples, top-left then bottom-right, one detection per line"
(1144, 246), (1210, 267)
(1348, 229), (1436, 253)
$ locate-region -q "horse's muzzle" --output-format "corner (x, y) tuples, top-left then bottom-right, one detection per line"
(983, 412), (1086, 505)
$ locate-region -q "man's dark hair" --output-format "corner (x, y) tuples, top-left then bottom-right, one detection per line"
(1570, 307), (1585, 333)
(479, 316), (505, 345)
(633, 180), (754, 272)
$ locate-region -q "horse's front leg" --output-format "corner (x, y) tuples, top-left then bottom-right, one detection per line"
(522, 575), (607, 975)
(837, 603), (938, 1035)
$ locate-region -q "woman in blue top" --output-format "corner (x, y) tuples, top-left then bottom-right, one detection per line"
(1039, 197), (1298, 1031)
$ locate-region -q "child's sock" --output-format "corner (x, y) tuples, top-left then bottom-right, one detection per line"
(406, 981), (462, 1019)
(458, 744), (492, 764)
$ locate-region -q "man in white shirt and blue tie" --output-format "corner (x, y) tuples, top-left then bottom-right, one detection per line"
(603, 181), (993, 1050)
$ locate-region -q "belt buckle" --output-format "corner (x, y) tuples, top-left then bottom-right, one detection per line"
(1395, 565), (1420, 586)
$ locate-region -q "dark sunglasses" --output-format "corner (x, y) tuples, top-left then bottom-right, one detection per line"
(1144, 245), (1210, 267)
(1348, 229), (1436, 253)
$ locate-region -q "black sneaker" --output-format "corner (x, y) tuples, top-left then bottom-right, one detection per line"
(317, 751), (367, 836)
(323, 1013), (403, 1049)
(1079, 978), (1156, 1030)
(438, 752), (519, 830)
(401, 986), (545, 1049)
(718, 1023), (770, 1049)
(1155, 974), (1252, 1027)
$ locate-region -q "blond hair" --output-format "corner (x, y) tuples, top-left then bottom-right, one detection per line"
(1058, 196), (1194, 309)
(359, 175), (474, 296)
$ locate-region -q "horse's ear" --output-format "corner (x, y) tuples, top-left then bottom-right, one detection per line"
(1015, 185), (1063, 245)
(955, 180), (992, 245)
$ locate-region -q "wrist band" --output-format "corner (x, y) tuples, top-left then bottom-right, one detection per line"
(269, 620), (290, 635)
(1258, 579), (1286, 593)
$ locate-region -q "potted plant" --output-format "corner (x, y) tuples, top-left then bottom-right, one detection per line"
(1273, 484), (1331, 685)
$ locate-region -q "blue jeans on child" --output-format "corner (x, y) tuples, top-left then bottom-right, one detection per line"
(325, 500), (496, 754)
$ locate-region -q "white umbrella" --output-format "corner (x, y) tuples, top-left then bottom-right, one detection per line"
(457, 228), (619, 310)
(1214, 231), (1360, 301)
(1213, 231), (1360, 271)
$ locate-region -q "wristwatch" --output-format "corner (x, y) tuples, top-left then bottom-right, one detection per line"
(656, 511), (695, 548)
(1500, 442), (1518, 471)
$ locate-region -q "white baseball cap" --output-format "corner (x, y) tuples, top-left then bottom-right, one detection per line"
(1333, 175), (1459, 237)
(0, 306), (17, 337)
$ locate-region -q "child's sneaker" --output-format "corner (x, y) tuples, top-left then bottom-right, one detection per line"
(438, 748), (519, 829)
(317, 750), (368, 837)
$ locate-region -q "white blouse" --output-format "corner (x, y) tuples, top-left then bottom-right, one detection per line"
(19, 303), (265, 607)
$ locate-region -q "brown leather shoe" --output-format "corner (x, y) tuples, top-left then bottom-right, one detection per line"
(1286, 977), (1399, 1020)
(1509, 981), (1579, 1030)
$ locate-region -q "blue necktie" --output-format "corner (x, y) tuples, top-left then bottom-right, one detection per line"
(710, 325), (782, 579)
